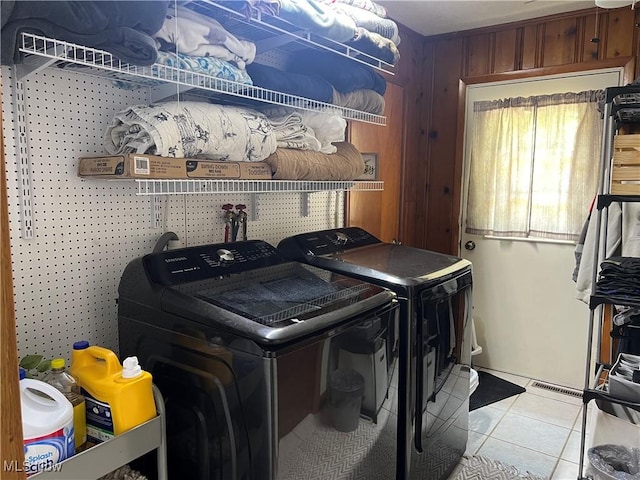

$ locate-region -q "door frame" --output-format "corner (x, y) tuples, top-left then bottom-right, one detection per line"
(451, 56), (635, 255)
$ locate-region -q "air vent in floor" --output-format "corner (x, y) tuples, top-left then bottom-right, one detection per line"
(530, 381), (583, 398)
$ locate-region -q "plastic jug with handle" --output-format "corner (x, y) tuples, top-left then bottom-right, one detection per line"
(69, 341), (155, 443)
(20, 376), (74, 476)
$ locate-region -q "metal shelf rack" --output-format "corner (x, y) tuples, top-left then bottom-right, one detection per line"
(17, 32), (386, 126)
(577, 85), (640, 480)
(31, 385), (167, 480)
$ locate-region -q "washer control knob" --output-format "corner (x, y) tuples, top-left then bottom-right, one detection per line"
(217, 249), (235, 261)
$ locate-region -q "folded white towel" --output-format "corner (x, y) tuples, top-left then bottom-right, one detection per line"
(154, 6), (256, 68)
(269, 112), (323, 152)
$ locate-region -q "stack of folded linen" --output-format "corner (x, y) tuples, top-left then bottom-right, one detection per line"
(152, 5), (256, 86)
(265, 110), (347, 154)
(285, 50), (387, 114)
(1, 0), (168, 66)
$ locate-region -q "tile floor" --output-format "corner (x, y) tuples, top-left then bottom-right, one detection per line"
(458, 368), (587, 480)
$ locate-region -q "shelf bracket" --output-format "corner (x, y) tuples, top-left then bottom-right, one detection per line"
(11, 74), (34, 239)
(16, 55), (58, 81)
(152, 196), (164, 229)
(250, 193), (259, 221)
(150, 83), (196, 103)
(301, 192), (310, 217)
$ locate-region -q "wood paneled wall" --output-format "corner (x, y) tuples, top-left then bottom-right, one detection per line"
(403, 6), (640, 254)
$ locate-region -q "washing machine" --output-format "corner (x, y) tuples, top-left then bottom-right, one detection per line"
(279, 227), (473, 480)
(118, 240), (401, 480)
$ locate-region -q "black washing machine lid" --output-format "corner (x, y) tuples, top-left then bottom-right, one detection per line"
(278, 228), (471, 291)
(140, 241), (395, 345)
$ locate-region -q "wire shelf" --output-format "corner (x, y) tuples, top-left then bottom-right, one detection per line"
(18, 32), (387, 125)
(135, 179), (384, 195)
(190, 0), (395, 75)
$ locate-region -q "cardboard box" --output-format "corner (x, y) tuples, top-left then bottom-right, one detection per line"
(78, 154), (273, 180)
(612, 135), (640, 195)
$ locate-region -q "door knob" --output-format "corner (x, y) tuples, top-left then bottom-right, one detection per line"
(464, 240), (476, 251)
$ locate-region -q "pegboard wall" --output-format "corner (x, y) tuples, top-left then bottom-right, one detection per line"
(1, 66), (344, 364)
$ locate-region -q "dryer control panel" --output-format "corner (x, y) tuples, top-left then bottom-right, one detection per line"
(278, 227), (381, 257)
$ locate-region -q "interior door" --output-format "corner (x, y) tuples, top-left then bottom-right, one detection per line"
(460, 69), (622, 388)
(348, 83), (404, 243)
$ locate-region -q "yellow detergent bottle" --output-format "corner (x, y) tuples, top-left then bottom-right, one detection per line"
(69, 341), (155, 444)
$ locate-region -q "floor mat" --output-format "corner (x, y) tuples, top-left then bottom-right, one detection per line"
(451, 455), (547, 480)
(469, 371), (526, 411)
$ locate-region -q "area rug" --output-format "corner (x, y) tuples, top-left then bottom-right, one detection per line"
(469, 371), (526, 411)
(451, 455), (547, 480)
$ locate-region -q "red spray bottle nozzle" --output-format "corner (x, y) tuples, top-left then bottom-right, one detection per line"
(222, 204), (234, 212)
(235, 204), (246, 211)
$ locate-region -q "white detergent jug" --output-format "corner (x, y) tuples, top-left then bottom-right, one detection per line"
(20, 378), (75, 476)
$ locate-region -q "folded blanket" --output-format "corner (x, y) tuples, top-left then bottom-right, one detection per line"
(295, 111), (346, 153)
(287, 51), (386, 95)
(347, 27), (400, 65)
(270, 112), (322, 151)
(332, 88), (385, 115)
(154, 5), (256, 69)
(105, 102), (277, 162)
(1, 1), (167, 66)
(330, 3), (400, 45)
(264, 142), (364, 180)
(246, 63), (334, 103)
(112, 50), (254, 90)
(278, 0), (357, 43)
(320, 0), (387, 18)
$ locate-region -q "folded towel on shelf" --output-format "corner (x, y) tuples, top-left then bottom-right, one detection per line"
(332, 88), (385, 115)
(1, 0), (167, 66)
(153, 5), (256, 69)
(262, 108), (347, 153)
(111, 50), (254, 90)
(264, 142), (364, 180)
(347, 27), (400, 65)
(287, 51), (386, 95)
(278, 0), (357, 42)
(246, 63), (334, 103)
(329, 3), (400, 45)
(105, 102), (276, 162)
(319, 0), (387, 18)
(269, 112), (322, 151)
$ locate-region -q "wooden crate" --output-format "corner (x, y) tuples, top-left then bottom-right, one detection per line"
(612, 135), (640, 195)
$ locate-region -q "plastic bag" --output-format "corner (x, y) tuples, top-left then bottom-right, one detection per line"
(587, 444), (640, 480)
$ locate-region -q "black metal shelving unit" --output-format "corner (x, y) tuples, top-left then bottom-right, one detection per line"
(577, 85), (640, 480)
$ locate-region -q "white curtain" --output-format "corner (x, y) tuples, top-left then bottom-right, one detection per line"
(466, 90), (602, 241)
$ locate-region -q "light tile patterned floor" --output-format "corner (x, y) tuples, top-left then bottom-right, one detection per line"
(454, 368), (586, 480)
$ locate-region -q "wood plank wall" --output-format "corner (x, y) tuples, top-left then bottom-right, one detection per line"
(402, 6), (640, 254)
(381, 24), (425, 245)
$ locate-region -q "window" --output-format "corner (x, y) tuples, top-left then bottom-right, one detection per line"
(466, 90), (602, 241)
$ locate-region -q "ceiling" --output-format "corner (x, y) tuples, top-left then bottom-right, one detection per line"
(378, 1), (597, 37)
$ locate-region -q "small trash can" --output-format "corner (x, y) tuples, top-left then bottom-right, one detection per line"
(329, 369), (365, 432)
(587, 444), (640, 480)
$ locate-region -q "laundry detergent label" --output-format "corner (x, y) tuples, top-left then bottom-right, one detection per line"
(23, 425), (74, 476)
(82, 390), (115, 443)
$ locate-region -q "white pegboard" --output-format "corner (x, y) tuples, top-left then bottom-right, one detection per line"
(2, 66), (343, 365)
